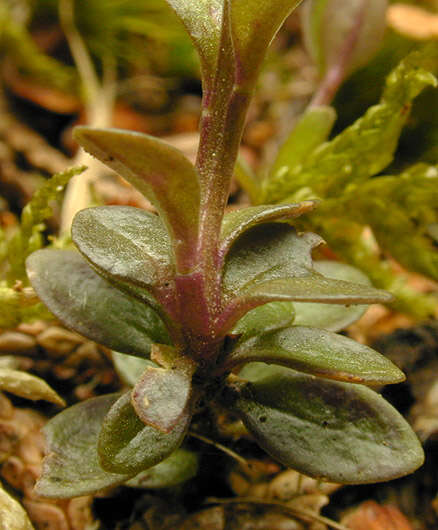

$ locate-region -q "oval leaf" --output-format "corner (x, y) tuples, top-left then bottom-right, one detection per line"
(230, 301), (295, 340)
(72, 206), (173, 291)
(232, 368), (424, 483)
(98, 392), (189, 475)
(0, 487), (34, 530)
(165, 0), (224, 89)
(0, 369), (65, 406)
(222, 223), (324, 296)
(293, 260), (371, 331)
(126, 448), (198, 489)
(112, 351), (157, 387)
(229, 0), (302, 85)
(27, 249), (170, 357)
(224, 326), (404, 384)
(132, 363), (193, 433)
(35, 394), (131, 498)
(73, 127), (200, 272)
(220, 202), (316, 262)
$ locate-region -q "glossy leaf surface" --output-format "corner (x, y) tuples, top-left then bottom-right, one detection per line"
(165, 0), (224, 88)
(293, 260), (370, 331)
(98, 392), (188, 474)
(126, 448), (198, 489)
(222, 223), (323, 295)
(230, 301), (295, 340)
(132, 362), (193, 433)
(222, 224), (391, 307)
(232, 368), (424, 483)
(220, 202), (315, 261)
(0, 369), (65, 406)
(27, 250), (170, 357)
(35, 394), (131, 498)
(73, 127), (200, 272)
(229, 0), (302, 84)
(225, 326), (404, 384)
(72, 206), (173, 291)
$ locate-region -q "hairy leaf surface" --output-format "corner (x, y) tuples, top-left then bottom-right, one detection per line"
(225, 326), (404, 384)
(27, 250), (170, 357)
(229, 0), (302, 85)
(132, 362), (193, 433)
(230, 301), (295, 340)
(72, 206), (174, 290)
(35, 394), (131, 498)
(98, 392), (188, 474)
(220, 202), (316, 261)
(232, 368), (424, 483)
(73, 127), (200, 272)
(165, 0), (224, 89)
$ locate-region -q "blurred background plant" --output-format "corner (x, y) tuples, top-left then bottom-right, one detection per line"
(1, 1), (438, 528)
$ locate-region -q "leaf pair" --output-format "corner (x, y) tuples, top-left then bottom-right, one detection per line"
(229, 366), (424, 483)
(218, 210), (392, 332)
(35, 392), (191, 498)
(166, 0), (302, 91)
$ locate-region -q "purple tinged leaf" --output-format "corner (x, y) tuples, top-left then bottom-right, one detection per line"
(219, 202), (316, 264)
(26, 250), (170, 357)
(302, 0), (388, 78)
(73, 127), (201, 273)
(229, 0), (302, 85)
(223, 325), (405, 384)
(232, 368), (424, 483)
(131, 352), (195, 433)
(72, 206), (174, 291)
(98, 392), (189, 475)
(35, 394), (132, 498)
(165, 0), (224, 90)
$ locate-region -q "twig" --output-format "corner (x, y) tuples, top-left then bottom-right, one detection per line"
(205, 496), (349, 530)
(188, 431), (253, 474)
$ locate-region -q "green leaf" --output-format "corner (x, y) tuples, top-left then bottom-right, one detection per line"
(231, 368), (424, 483)
(73, 127), (200, 272)
(240, 275), (392, 307)
(132, 361), (193, 433)
(269, 106), (336, 183)
(230, 302), (295, 340)
(72, 206), (174, 292)
(35, 394), (131, 498)
(164, 0), (224, 89)
(98, 392), (189, 475)
(220, 202), (316, 261)
(222, 223), (323, 296)
(0, 486), (34, 530)
(262, 47), (438, 203)
(112, 351), (157, 387)
(224, 326), (404, 384)
(293, 260), (370, 331)
(229, 0), (302, 85)
(7, 166), (85, 282)
(126, 448), (198, 489)
(27, 250), (170, 357)
(222, 224), (391, 309)
(0, 369), (65, 406)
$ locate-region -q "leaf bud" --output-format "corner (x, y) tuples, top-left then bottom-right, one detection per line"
(302, 0), (388, 79)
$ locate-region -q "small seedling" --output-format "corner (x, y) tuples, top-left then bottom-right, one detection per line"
(27, 0), (424, 498)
